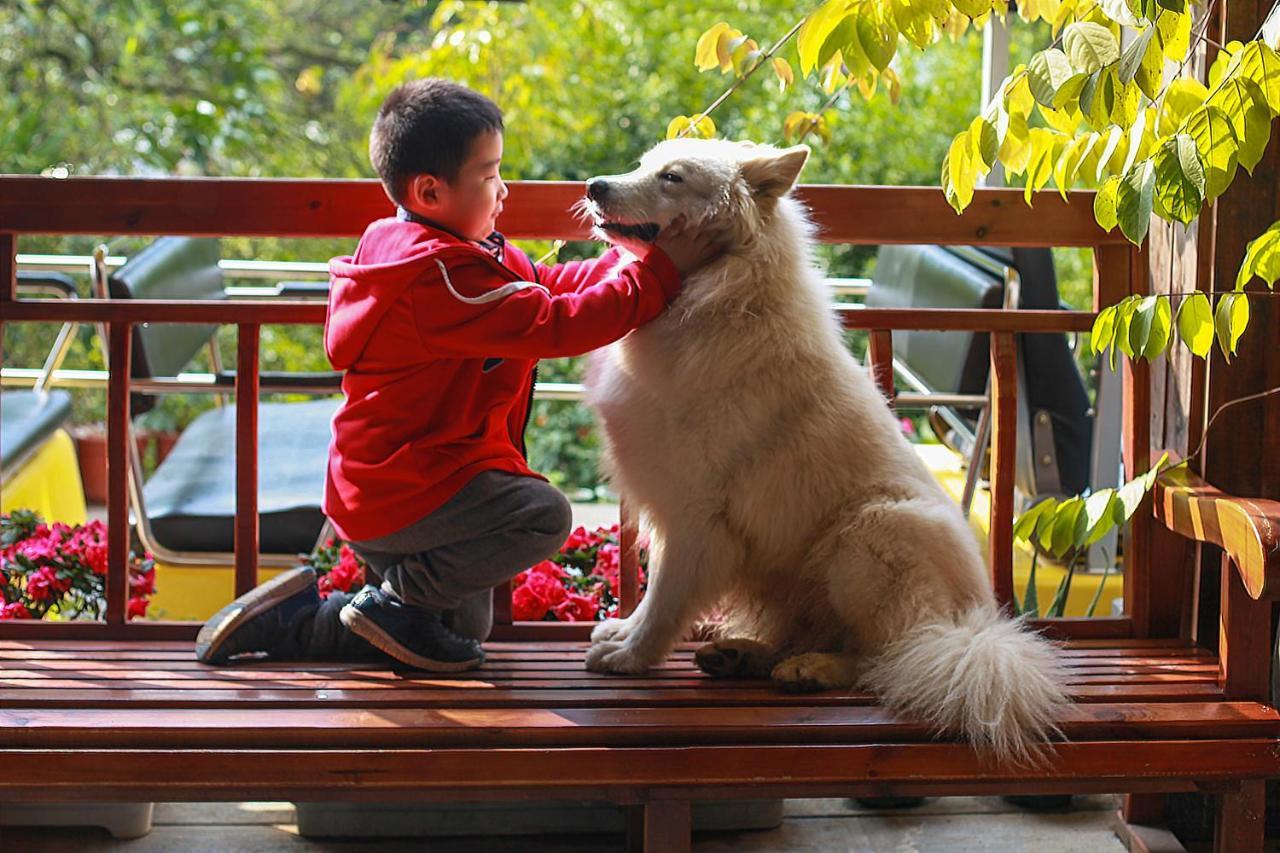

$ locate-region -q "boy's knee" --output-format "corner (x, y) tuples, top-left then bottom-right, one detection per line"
(532, 484), (573, 547)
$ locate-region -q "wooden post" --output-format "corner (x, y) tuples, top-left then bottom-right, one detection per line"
(234, 324), (260, 598)
(988, 332), (1017, 609)
(619, 500), (641, 618)
(626, 800), (691, 853)
(106, 323), (132, 624)
(1122, 244), (1154, 638)
(867, 329), (895, 405)
(0, 233), (13, 508)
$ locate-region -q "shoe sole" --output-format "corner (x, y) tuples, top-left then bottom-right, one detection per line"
(194, 566), (317, 664)
(339, 606), (484, 672)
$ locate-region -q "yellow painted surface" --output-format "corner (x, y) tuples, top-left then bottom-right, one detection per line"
(0, 429), (87, 526)
(914, 443), (1123, 618)
(148, 564), (292, 622)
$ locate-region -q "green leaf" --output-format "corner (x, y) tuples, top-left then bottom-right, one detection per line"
(942, 129), (979, 213)
(1065, 22), (1121, 73)
(855, 3), (899, 72)
(1101, 0), (1143, 27)
(1175, 291), (1214, 356)
(1159, 77), (1209, 137)
(1022, 128), (1062, 205)
(1214, 291), (1251, 358)
(1014, 498), (1059, 542)
(1083, 489), (1119, 545)
(1235, 221), (1280, 290)
(1095, 124), (1126, 180)
(1155, 8), (1192, 62)
(1155, 0), (1185, 12)
(1152, 133), (1204, 225)
(1095, 174), (1122, 231)
(1085, 561), (1114, 617)
(798, 1), (849, 74)
(1050, 496), (1086, 558)
(1128, 294), (1158, 356)
(1119, 26), (1156, 83)
(1184, 105), (1239, 201)
(1135, 28), (1166, 99)
(1143, 294), (1173, 359)
(1020, 550), (1041, 618)
(1118, 159), (1157, 244)
(1029, 48), (1077, 106)
(1091, 304), (1116, 355)
(970, 116), (999, 168)
(1054, 131), (1098, 198)
(1115, 474), (1149, 522)
(1238, 41), (1280, 113)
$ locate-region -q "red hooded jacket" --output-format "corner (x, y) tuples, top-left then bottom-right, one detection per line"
(323, 215), (681, 542)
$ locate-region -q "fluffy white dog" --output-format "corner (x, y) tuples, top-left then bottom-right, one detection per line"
(577, 138), (1066, 765)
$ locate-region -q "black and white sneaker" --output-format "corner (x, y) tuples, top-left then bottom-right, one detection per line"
(195, 566), (319, 665)
(339, 586), (485, 672)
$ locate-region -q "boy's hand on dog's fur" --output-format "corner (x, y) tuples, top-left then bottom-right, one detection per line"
(649, 215), (725, 279)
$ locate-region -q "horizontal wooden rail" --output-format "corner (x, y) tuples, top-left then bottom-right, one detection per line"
(0, 176), (1121, 246)
(2, 298), (1095, 332)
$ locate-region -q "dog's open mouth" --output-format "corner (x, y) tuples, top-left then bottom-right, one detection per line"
(598, 221), (661, 243)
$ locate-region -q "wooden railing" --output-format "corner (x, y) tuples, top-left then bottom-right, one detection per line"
(0, 176), (1143, 642)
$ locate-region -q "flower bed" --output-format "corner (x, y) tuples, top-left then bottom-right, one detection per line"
(304, 524), (648, 622)
(0, 509), (156, 620)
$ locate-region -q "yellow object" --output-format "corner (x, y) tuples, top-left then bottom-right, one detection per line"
(0, 429), (87, 526)
(914, 442), (1123, 618)
(148, 564), (293, 622)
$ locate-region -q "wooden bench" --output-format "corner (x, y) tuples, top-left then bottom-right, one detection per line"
(1, 177), (1277, 852)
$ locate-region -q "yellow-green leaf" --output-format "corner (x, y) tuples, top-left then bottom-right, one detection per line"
(1142, 294), (1173, 359)
(771, 57), (795, 90)
(1054, 131), (1099, 198)
(970, 116), (999, 168)
(1095, 174), (1121, 231)
(696, 22), (732, 71)
(1152, 133), (1204, 225)
(798, 0), (849, 74)
(1155, 7), (1192, 62)
(1118, 159), (1156, 244)
(1185, 105), (1239, 201)
(1235, 221), (1280, 290)
(1176, 291), (1214, 356)
(856, 3), (899, 71)
(943, 129), (980, 213)
(1095, 124), (1126, 180)
(1118, 26), (1155, 83)
(1159, 77), (1208, 137)
(1214, 291), (1250, 358)
(1029, 48), (1076, 106)
(1065, 22), (1121, 73)
(1092, 302), (1118, 352)
(1239, 41), (1280, 113)
(1023, 128), (1063, 205)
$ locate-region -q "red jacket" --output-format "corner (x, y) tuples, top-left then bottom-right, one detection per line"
(323, 215), (680, 542)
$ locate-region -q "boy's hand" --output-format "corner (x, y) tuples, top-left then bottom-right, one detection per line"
(646, 215), (724, 279)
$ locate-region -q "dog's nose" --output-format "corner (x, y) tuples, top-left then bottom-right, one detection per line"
(586, 178), (610, 202)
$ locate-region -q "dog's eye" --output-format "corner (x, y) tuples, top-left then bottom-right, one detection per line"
(658, 172), (683, 184)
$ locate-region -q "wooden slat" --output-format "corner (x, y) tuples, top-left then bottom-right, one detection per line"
(234, 323), (260, 597)
(0, 232), (14, 301)
(105, 323), (132, 625)
(867, 329), (895, 403)
(0, 177), (1121, 246)
(1154, 467), (1280, 600)
(1, 740), (1275, 801)
(988, 332), (1017, 608)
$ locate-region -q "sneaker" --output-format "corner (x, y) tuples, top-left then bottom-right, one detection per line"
(195, 566), (319, 665)
(339, 586), (485, 672)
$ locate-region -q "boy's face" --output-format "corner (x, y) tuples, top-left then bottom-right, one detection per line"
(406, 131), (508, 242)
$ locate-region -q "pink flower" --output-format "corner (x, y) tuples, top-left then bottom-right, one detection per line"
(18, 534), (60, 562)
(25, 567), (60, 601)
(898, 417), (916, 438)
(0, 602), (32, 620)
(129, 567), (156, 597)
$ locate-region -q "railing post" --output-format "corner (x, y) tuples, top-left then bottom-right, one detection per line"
(0, 233), (13, 507)
(106, 322), (132, 624)
(867, 329), (895, 405)
(1120, 244), (1153, 636)
(619, 500), (641, 618)
(988, 331), (1017, 609)
(234, 324), (260, 597)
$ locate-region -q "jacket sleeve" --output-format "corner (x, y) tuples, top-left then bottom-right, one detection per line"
(538, 247), (628, 295)
(412, 250), (681, 360)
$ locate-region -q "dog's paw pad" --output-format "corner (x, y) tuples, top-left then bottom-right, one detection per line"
(771, 653), (853, 692)
(694, 639), (775, 678)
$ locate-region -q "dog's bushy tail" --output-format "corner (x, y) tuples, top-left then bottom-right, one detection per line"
(860, 604), (1066, 766)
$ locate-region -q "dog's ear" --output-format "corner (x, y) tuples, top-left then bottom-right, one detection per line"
(741, 145), (810, 198)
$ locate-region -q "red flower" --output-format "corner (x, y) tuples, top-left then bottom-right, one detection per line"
(553, 592), (599, 622)
(25, 567), (59, 601)
(328, 547), (365, 593)
(129, 567), (156, 596)
(0, 602), (31, 620)
(511, 582), (547, 621)
(316, 573), (335, 600)
(84, 542), (109, 576)
(561, 526), (596, 552)
(127, 596), (149, 620)
(511, 569), (567, 621)
(529, 559), (565, 580)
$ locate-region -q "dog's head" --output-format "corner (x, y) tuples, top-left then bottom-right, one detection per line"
(579, 139), (809, 250)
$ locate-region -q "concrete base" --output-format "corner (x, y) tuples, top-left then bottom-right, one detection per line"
(293, 799), (784, 838)
(0, 801), (154, 839)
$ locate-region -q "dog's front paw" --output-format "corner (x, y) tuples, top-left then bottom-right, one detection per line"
(771, 653), (859, 693)
(585, 640), (657, 674)
(694, 639), (779, 678)
(590, 617), (632, 644)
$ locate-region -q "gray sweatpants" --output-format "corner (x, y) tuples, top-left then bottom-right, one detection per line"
(297, 470), (572, 658)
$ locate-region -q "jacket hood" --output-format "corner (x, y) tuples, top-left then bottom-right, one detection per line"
(325, 217), (491, 368)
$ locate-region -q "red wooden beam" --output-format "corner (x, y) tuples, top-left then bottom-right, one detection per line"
(0, 176), (1121, 246)
(106, 324), (132, 625)
(988, 332), (1018, 610)
(234, 325), (260, 597)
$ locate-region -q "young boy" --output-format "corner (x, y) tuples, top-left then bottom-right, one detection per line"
(195, 79), (721, 670)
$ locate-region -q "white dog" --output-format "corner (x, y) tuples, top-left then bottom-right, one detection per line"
(579, 138), (1065, 765)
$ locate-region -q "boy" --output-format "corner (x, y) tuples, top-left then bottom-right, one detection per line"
(195, 79), (721, 670)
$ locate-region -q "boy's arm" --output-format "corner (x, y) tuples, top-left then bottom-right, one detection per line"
(537, 247), (627, 296)
(413, 251), (680, 360)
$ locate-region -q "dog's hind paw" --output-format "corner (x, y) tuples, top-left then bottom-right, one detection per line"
(590, 617), (632, 644)
(584, 639), (656, 674)
(771, 653), (861, 693)
(694, 639), (779, 678)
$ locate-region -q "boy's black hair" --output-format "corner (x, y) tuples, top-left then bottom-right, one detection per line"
(369, 79), (504, 203)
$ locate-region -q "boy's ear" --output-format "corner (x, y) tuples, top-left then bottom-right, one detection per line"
(407, 174), (443, 209)
(740, 145), (810, 199)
